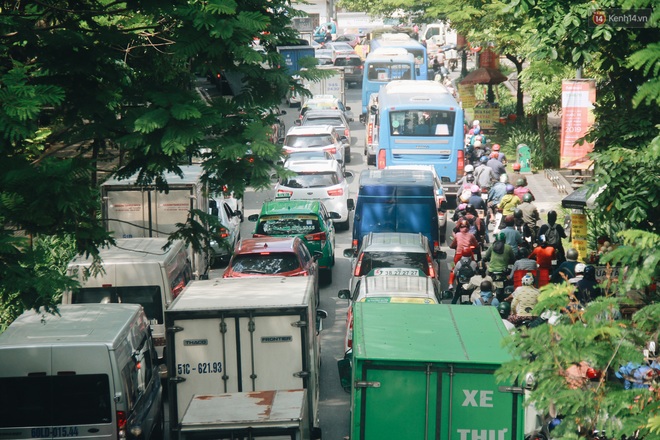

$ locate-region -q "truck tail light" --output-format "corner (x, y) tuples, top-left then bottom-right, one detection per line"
(327, 188), (344, 197)
(426, 254), (436, 279)
(324, 147), (337, 155)
(117, 411), (127, 439)
(172, 279), (186, 299)
(305, 232), (327, 242)
(344, 128), (350, 138)
(367, 123), (373, 145)
(354, 253), (364, 277)
(218, 227), (229, 239)
(457, 150), (465, 177)
(352, 239), (358, 249)
(347, 319), (354, 348)
(377, 149), (386, 169)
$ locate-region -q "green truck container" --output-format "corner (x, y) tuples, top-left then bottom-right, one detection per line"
(339, 303), (525, 440)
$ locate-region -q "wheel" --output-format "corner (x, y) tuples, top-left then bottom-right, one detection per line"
(336, 219), (350, 231)
(150, 403), (165, 439)
(345, 147), (351, 163)
(320, 268), (333, 285)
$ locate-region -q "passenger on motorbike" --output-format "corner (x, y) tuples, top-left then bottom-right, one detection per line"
(500, 214), (524, 251)
(575, 265), (602, 305)
(486, 151), (506, 181)
(497, 184), (521, 230)
(508, 247), (538, 287)
(551, 248), (579, 284)
(450, 248), (479, 304)
(528, 235), (556, 287)
(456, 164), (475, 188)
(492, 144), (507, 164)
(459, 204), (488, 246)
(452, 203), (468, 223)
(474, 156), (494, 190)
(513, 177), (534, 201)
(463, 265), (494, 303)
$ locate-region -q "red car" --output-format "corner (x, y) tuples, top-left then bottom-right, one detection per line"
(223, 237), (320, 301)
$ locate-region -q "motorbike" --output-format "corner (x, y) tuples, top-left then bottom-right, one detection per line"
(489, 271), (511, 302)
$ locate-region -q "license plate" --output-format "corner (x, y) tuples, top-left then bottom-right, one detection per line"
(345, 67), (353, 73)
(493, 281), (504, 288)
(461, 295), (470, 303)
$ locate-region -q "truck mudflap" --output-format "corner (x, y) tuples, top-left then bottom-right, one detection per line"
(357, 364), (521, 440)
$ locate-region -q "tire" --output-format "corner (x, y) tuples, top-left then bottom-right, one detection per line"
(367, 154), (375, 166)
(320, 268), (333, 285)
(336, 219), (350, 231)
(345, 147), (351, 163)
(150, 404), (165, 439)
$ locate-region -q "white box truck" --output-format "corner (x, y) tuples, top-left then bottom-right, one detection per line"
(165, 277), (325, 440)
(303, 65), (346, 107)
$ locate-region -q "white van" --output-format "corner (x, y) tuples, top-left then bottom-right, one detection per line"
(63, 237), (192, 362)
(0, 304), (164, 440)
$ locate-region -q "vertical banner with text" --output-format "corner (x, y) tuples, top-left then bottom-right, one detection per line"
(560, 80), (596, 169)
(571, 212), (588, 262)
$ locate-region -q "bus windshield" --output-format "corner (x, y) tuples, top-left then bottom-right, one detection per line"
(389, 110), (456, 137)
(366, 62), (414, 81)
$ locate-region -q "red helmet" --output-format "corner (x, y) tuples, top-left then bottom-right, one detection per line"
(492, 144), (501, 151)
(512, 162), (521, 171)
(490, 152), (498, 159)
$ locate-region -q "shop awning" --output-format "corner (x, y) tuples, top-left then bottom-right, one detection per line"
(562, 184), (604, 210)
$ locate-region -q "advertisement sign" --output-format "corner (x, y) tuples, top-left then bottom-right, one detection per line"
(458, 84), (476, 109)
(560, 80), (596, 169)
(571, 212), (588, 261)
(473, 106), (499, 130)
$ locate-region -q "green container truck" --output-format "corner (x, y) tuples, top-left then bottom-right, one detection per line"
(338, 303), (525, 440)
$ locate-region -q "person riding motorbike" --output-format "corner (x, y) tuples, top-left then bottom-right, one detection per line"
(528, 235), (556, 287)
(551, 248), (579, 283)
(450, 247), (479, 304)
(486, 151), (506, 181)
(483, 232), (515, 280)
(457, 164), (475, 188)
(487, 174), (508, 226)
(449, 220), (481, 263)
(467, 184), (487, 211)
(473, 280), (499, 306)
(508, 273), (540, 325)
(517, 192), (540, 243)
(474, 156), (494, 191)
(500, 214), (524, 254)
(497, 184), (521, 230)
(513, 177), (534, 201)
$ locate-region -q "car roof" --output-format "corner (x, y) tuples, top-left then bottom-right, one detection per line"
(362, 232), (429, 252)
(235, 237), (301, 254)
(260, 199), (322, 216)
(303, 110), (347, 120)
(356, 275), (437, 301)
(286, 125), (336, 135)
(284, 159), (340, 172)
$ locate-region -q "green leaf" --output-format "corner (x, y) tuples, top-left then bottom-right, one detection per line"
(134, 109), (170, 133)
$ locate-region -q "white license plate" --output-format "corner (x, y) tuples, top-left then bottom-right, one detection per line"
(493, 281), (504, 288)
(461, 295), (470, 303)
(345, 67), (353, 73)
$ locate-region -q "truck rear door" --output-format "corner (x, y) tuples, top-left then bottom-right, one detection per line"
(171, 314), (306, 424)
(358, 365), (520, 440)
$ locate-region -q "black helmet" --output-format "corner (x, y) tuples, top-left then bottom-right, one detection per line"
(584, 265), (596, 280)
(566, 248), (579, 261)
(522, 193), (534, 203)
(513, 208), (523, 219)
(480, 280), (493, 292)
(547, 210), (557, 223)
(497, 301), (511, 318)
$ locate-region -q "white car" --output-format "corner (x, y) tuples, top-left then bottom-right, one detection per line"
(209, 195), (242, 265)
(283, 125), (348, 167)
(275, 158), (354, 230)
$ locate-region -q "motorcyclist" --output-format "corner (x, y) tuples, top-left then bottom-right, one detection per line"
(487, 174), (508, 225)
(538, 210), (567, 265)
(449, 220), (481, 263)
(517, 193), (540, 243)
(513, 177), (534, 201)
(452, 203), (468, 222)
(491, 144), (507, 164)
(467, 185), (487, 211)
(473, 280), (499, 306)
(528, 235), (556, 286)
(508, 246), (538, 287)
(460, 204), (488, 247)
(457, 164), (475, 188)
(551, 248), (579, 283)
(474, 156), (494, 190)
(575, 265), (602, 304)
(486, 151), (506, 181)
(451, 248), (479, 304)
(500, 214), (524, 252)
(483, 232), (515, 277)
(497, 184), (521, 230)
(508, 274), (540, 325)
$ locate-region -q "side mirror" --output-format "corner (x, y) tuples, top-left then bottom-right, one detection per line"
(316, 309), (328, 332)
(313, 251), (323, 261)
(294, 119), (302, 126)
(436, 251), (447, 260)
(337, 355), (352, 393)
(280, 110), (287, 115)
(369, 105), (378, 114)
(338, 289), (350, 300)
(343, 248), (356, 258)
(277, 137), (285, 145)
(329, 211), (341, 220)
(345, 106), (351, 111)
(359, 114), (366, 124)
(344, 170), (354, 179)
(347, 198), (355, 211)
(339, 135), (349, 143)
(233, 210), (242, 219)
(247, 214), (259, 222)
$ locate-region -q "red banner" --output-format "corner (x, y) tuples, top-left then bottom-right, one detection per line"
(560, 80), (596, 169)
(479, 48), (499, 69)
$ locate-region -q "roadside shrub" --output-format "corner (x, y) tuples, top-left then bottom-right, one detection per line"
(496, 119), (560, 169)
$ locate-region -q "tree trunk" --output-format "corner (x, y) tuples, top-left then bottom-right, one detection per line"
(536, 114), (548, 168)
(505, 55), (525, 118)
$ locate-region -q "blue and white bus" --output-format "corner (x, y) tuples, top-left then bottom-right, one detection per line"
(375, 80), (465, 199)
(370, 33), (429, 80)
(360, 48), (416, 116)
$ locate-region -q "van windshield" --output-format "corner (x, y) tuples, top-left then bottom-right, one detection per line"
(0, 375), (111, 427)
(73, 286), (163, 325)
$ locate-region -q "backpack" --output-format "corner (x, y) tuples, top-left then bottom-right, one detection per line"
(545, 224), (561, 247)
(457, 261), (476, 284)
(476, 295), (494, 306)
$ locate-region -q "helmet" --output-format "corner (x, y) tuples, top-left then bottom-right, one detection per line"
(522, 193), (534, 203)
(461, 247), (474, 258)
(480, 155), (489, 164)
(474, 127), (481, 135)
(490, 152), (498, 159)
(492, 144), (501, 151)
(464, 164), (474, 173)
(499, 174), (509, 183)
(512, 162), (521, 171)
(522, 273), (535, 286)
(538, 234), (547, 244)
(516, 178), (527, 187)
(584, 265), (596, 278)
(472, 120), (480, 127)
(457, 203), (468, 211)
(506, 184), (515, 193)
(473, 140), (482, 147)
(575, 263), (586, 274)
(513, 208), (523, 219)
(471, 184), (480, 194)
(480, 280), (493, 292)
(566, 248), (579, 261)
(497, 301), (511, 319)
(505, 215), (515, 226)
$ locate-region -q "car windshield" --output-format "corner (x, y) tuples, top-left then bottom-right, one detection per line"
(358, 251), (429, 276)
(286, 151), (332, 161)
(282, 172), (339, 188)
(334, 57), (362, 67)
(256, 214), (322, 235)
(230, 253), (302, 274)
(285, 135), (334, 148)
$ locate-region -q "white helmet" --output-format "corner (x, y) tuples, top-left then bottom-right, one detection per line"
(464, 164), (474, 173)
(499, 174), (509, 183)
(575, 263), (586, 274)
(473, 140), (482, 147)
(472, 120), (480, 127)
(522, 273), (535, 286)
